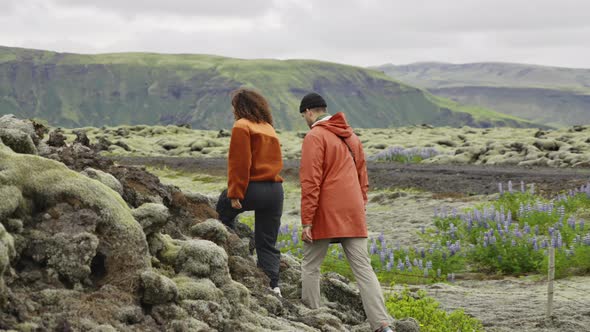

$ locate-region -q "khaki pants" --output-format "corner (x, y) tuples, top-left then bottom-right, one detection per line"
(301, 238), (391, 331)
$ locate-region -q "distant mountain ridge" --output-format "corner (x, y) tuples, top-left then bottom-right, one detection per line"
(374, 62), (590, 127)
(0, 46), (539, 130)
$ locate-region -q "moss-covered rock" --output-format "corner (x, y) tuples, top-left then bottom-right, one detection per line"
(43, 232), (99, 285)
(190, 219), (229, 245)
(132, 203), (170, 235)
(181, 299), (230, 331)
(81, 168), (124, 195)
(221, 280), (250, 307)
(321, 273), (365, 322)
(0, 141), (150, 291)
(3, 219), (23, 234)
(0, 128), (37, 155)
(140, 270), (178, 305)
(147, 233), (182, 266)
(175, 239), (231, 287)
(0, 223), (16, 305)
(0, 185), (23, 221)
(167, 318), (210, 332)
(173, 276), (223, 302)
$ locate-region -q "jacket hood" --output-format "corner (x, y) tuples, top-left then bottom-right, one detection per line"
(314, 112), (353, 138)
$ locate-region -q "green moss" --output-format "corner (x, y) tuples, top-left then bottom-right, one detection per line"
(0, 142), (150, 289)
(173, 276), (223, 302)
(0, 185), (23, 220)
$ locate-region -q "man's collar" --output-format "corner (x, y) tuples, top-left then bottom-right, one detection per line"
(312, 113), (331, 127)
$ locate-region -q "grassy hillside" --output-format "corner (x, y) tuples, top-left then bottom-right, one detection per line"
(0, 46), (539, 130)
(374, 62), (590, 127)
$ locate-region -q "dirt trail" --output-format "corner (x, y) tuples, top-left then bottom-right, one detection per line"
(112, 157), (590, 195)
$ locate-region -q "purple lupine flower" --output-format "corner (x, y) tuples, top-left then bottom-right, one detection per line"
(370, 242), (377, 255)
(511, 239), (517, 247)
(421, 225), (426, 234)
(580, 220), (585, 231)
(508, 180), (513, 193)
(583, 233), (590, 246)
(518, 203), (525, 217)
(378, 232), (384, 244)
(397, 259), (405, 271)
(524, 223), (531, 235)
(568, 217), (576, 230)
(338, 252), (344, 260)
(405, 256), (412, 269)
(530, 183), (535, 195)
(532, 237), (539, 251)
(535, 225), (540, 235)
(380, 250), (386, 264)
(413, 258), (419, 267)
(420, 248), (426, 258)
(498, 182), (504, 195)
(386, 261), (392, 272)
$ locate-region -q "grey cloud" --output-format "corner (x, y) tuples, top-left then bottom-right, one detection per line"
(1, 0), (590, 68)
(50, 0), (276, 18)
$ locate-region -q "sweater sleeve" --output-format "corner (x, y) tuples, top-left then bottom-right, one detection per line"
(300, 133), (324, 226)
(227, 125), (251, 200)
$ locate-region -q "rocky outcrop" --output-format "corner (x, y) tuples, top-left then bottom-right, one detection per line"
(0, 117), (419, 331)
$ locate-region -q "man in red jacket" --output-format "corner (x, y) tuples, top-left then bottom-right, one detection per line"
(299, 92), (393, 332)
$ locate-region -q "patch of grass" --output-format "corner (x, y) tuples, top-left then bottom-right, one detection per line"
(385, 287), (484, 332)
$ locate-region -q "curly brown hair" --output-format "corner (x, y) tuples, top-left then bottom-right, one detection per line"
(231, 88), (273, 126)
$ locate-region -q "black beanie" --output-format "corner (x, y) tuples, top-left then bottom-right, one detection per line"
(299, 92), (327, 113)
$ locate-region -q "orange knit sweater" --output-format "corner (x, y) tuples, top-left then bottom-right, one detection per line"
(227, 118), (284, 199)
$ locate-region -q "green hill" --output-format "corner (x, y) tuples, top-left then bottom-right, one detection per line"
(374, 62), (590, 127)
(0, 46), (540, 130)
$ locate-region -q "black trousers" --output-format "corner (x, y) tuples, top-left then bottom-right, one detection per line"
(216, 181), (283, 288)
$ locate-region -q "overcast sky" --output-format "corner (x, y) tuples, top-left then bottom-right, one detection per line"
(2, 0), (590, 68)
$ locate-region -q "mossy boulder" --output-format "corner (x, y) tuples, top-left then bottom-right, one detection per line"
(147, 233), (182, 265)
(180, 299), (230, 331)
(173, 276), (223, 302)
(175, 239), (231, 287)
(190, 219), (229, 245)
(140, 270), (178, 305)
(0, 128), (37, 155)
(132, 203), (170, 235)
(167, 318), (210, 332)
(321, 273), (365, 322)
(0, 223), (16, 304)
(81, 168), (124, 195)
(220, 280), (250, 307)
(39, 232), (99, 285)
(0, 141), (150, 292)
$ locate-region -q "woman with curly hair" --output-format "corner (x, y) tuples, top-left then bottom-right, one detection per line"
(216, 88), (284, 296)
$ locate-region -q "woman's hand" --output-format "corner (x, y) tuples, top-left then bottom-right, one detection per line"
(231, 199), (242, 209)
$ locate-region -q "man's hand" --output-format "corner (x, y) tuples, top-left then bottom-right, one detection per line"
(231, 199), (242, 209)
(302, 226), (313, 243)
